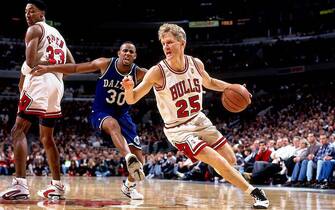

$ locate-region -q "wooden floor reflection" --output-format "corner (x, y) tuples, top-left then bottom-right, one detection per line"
(0, 176), (334, 209)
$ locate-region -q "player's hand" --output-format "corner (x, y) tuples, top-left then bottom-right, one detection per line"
(121, 75), (134, 90)
(31, 65), (48, 76)
(242, 83), (252, 103)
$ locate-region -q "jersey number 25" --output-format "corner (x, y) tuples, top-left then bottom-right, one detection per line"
(176, 95), (200, 118)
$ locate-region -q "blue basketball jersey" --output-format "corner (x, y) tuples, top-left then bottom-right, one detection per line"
(92, 57), (138, 116)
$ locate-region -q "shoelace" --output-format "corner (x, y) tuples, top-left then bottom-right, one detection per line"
(124, 184), (136, 192)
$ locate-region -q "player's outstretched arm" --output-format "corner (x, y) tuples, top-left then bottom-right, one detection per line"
(193, 57), (231, 92)
(122, 66), (160, 104)
(31, 57), (111, 76)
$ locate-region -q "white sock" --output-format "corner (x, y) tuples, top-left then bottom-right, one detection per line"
(125, 178), (136, 187)
(16, 177), (27, 185)
(52, 180), (62, 186)
(245, 185), (255, 194)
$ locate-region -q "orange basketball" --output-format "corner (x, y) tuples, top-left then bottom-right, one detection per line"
(221, 84), (251, 113)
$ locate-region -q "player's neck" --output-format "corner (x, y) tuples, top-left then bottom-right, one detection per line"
(167, 54), (185, 72)
(116, 61), (131, 74)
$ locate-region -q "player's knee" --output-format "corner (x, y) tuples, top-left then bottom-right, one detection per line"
(226, 155), (237, 166)
(10, 123), (26, 140)
(105, 120), (120, 133)
(40, 136), (55, 148)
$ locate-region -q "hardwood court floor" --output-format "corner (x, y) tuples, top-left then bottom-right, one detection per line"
(0, 176), (334, 209)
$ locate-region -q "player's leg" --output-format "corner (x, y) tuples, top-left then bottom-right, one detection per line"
(130, 146), (144, 165)
(12, 114), (32, 177)
(119, 114), (145, 199)
(197, 114), (236, 176)
(121, 145), (144, 200)
(100, 115), (144, 182)
(128, 145), (145, 181)
(117, 114), (145, 182)
(196, 113), (237, 166)
(216, 143), (237, 165)
(196, 146), (251, 190)
(102, 117), (131, 156)
(37, 118), (64, 200)
(0, 113), (32, 200)
(195, 146), (269, 209)
(165, 117), (269, 209)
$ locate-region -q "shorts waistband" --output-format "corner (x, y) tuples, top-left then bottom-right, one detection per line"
(164, 114), (198, 129)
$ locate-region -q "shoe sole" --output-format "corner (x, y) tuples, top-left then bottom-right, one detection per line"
(37, 191), (65, 200)
(127, 156), (145, 181)
(1, 194), (30, 200)
(253, 205), (269, 209)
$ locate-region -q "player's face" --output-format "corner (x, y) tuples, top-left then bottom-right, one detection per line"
(160, 32), (184, 60)
(25, 4), (44, 26)
(118, 44), (137, 66)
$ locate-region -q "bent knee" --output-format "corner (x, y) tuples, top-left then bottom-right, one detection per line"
(103, 119), (121, 132)
(228, 156), (237, 165)
(40, 136), (55, 147)
(11, 124), (27, 139)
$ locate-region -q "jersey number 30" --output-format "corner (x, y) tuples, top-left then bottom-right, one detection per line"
(176, 95), (200, 118)
(106, 89), (126, 105)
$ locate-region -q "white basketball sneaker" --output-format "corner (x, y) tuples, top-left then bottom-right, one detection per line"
(250, 188), (269, 209)
(0, 177), (30, 200)
(125, 154), (145, 181)
(37, 181), (65, 200)
(121, 182), (144, 200)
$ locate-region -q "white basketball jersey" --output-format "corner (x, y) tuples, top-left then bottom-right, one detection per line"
(34, 21), (67, 80)
(154, 55), (203, 128)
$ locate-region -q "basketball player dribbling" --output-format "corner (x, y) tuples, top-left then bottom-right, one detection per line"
(31, 42), (147, 200)
(122, 23), (270, 209)
(0, 0), (75, 200)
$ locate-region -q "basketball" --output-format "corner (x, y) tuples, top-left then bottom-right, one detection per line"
(221, 84), (251, 113)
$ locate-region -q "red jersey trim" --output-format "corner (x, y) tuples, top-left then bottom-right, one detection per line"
(190, 57), (203, 76)
(154, 64), (166, 91)
(35, 22), (45, 43)
(211, 137), (227, 150)
(162, 56), (189, 75)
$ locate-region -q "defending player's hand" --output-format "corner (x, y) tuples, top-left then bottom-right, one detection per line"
(31, 65), (48, 76)
(121, 75), (134, 90)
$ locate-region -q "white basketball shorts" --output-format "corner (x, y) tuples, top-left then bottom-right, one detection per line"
(163, 112), (227, 162)
(18, 73), (64, 118)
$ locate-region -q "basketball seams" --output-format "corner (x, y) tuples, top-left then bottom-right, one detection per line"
(222, 84), (250, 112)
(227, 86), (249, 105)
(223, 95), (243, 112)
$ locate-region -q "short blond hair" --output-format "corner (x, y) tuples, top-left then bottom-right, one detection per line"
(158, 23), (186, 42)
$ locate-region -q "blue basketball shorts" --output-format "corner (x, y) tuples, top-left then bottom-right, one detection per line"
(90, 111), (141, 149)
